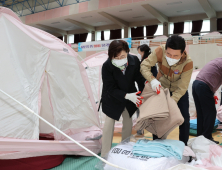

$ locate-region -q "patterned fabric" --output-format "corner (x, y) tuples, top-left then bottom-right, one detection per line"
(189, 127), (217, 136)
(51, 144), (118, 170)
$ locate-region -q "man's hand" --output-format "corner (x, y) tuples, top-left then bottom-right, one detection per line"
(150, 79), (161, 94)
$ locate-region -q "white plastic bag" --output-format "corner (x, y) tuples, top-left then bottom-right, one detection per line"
(188, 136), (216, 160)
(167, 164), (207, 170)
(188, 136), (222, 169)
(97, 136), (189, 170)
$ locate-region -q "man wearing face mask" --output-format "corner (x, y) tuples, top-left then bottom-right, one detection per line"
(140, 35), (193, 145)
(100, 40), (146, 157)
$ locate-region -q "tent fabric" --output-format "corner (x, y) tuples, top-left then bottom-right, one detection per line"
(0, 136), (101, 159)
(0, 137), (65, 170)
(0, 155), (66, 170)
(0, 12), (49, 140)
(0, 7), (102, 160)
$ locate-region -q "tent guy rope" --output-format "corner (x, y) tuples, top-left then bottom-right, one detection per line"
(0, 88), (127, 170)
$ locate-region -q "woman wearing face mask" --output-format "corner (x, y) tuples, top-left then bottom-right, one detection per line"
(100, 40), (146, 157)
(137, 44), (158, 78)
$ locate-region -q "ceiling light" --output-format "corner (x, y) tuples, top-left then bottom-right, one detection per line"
(81, 16), (92, 19)
(167, 1), (182, 5)
(132, 16), (145, 19)
(51, 22), (60, 24)
(119, 9), (132, 12)
(177, 10), (190, 13)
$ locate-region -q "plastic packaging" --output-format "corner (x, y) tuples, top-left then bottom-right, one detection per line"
(96, 136), (189, 170)
(167, 164), (207, 170)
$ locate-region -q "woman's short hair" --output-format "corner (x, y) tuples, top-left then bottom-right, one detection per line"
(108, 40), (130, 59)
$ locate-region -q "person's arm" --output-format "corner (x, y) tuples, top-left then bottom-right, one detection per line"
(134, 57), (146, 92)
(151, 66), (158, 78)
(171, 61), (193, 103)
(102, 64), (126, 102)
(140, 46), (160, 82)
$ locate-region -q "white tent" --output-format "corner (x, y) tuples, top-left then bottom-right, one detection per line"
(81, 51), (138, 133)
(0, 7), (101, 159)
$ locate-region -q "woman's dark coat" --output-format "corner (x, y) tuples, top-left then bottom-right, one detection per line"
(101, 54), (145, 121)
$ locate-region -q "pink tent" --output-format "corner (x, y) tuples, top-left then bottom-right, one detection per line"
(0, 7), (102, 168)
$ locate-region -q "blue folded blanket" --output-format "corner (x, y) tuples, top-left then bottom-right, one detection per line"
(132, 139), (185, 160)
(190, 119), (220, 130)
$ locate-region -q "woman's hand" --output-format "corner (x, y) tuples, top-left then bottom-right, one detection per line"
(125, 91), (143, 107)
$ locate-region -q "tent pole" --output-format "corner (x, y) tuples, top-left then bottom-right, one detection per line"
(0, 88), (127, 170)
(77, 54), (89, 68)
(87, 67), (100, 104)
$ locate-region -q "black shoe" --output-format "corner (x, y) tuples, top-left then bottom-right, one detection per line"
(210, 138), (219, 144)
(136, 130), (144, 136)
(188, 156), (192, 162)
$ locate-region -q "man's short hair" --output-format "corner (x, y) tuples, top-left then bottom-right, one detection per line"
(166, 35), (186, 54)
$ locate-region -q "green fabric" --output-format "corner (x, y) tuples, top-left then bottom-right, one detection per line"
(189, 125), (218, 136)
(50, 143), (118, 170)
(189, 128), (217, 136)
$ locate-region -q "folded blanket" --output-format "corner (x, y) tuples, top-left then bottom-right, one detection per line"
(133, 139), (185, 160)
(190, 119), (220, 130)
(136, 83), (184, 138)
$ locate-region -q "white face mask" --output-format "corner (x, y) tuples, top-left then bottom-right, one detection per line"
(137, 53), (142, 60)
(165, 56), (180, 66)
(112, 57), (127, 67)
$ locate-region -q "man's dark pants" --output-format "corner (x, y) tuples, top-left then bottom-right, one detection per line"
(192, 80), (216, 140)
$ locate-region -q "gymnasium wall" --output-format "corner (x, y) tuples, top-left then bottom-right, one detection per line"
(77, 43), (222, 69)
